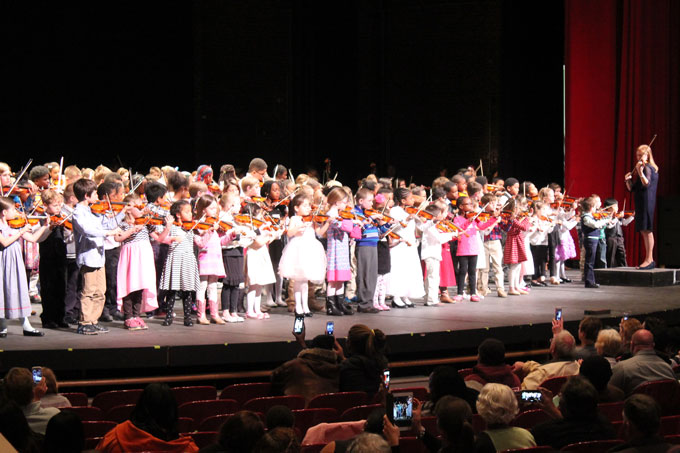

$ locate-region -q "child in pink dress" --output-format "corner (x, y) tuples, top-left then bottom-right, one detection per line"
(502, 199), (532, 295)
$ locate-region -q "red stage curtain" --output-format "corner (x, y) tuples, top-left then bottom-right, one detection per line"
(565, 0), (680, 266)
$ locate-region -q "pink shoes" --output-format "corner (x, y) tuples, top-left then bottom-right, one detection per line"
(124, 317), (148, 331)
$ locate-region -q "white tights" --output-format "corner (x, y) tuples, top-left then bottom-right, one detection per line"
(326, 281), (344, 297)
(247, 285), (263, 315)
(197, 276), (218, 302)
(509, 263), (522, 291)
(294, 280), (310, 314)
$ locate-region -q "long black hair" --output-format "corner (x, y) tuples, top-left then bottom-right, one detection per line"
(129, 383), (180, 442)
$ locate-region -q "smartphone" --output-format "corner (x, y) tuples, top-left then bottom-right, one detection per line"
(391, 392), (414, 429)
(555, 307), (562, 321)
(31, 366), (42, 385)
(382, 370), (390, 390)
(519, 390), (542, 403)
(293, 315), (305, 334)
(326, 321), (334, 336)
(623, 312), (630, 321)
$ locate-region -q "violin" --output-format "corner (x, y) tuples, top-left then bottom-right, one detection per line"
(384, 230), (411, 247)
(2, 185), (31, 197)
(207, 183), (221, 194)
(90, 200), (126, 214)
(50, 214), (73, 230)
(404, 206), (434, 221)
(204, 216), (238, 233)
(620, 210), (635, 219)
(465, 211), (493, 222)
(364, 209), (397, 224)
(562, 196), (577, 204)
(233, 214), (265, 228)
(301, 214), (330, 224)
(134, 215), (165, 226)
(8, 217), (41, 228)
(156, 198), (171, 209)
(173, 220), (214, 231)
(485, 184), (503, 192)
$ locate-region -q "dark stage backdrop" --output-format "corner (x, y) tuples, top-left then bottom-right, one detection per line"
(2, 1), (564, 187)
(565, 0), (680, 266)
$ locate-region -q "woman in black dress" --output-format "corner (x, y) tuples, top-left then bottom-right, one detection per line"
(625, 144), (659, 269)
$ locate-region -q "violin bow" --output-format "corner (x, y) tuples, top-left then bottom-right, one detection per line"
(3, 158), (33, 198)
(648, 134), (657, 147)
(56, 156), (64, 190)
(105, 195), (120, 227)
(272, 186), (299, 209)
(461, 202), (490, 235)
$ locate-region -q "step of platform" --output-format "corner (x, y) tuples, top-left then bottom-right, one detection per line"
(595, 267), (680, 287)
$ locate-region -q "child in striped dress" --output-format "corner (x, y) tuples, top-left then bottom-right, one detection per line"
(193, 194), (229, 325)
(114, 194), (172, 330)
(159, 200), (201, 327)
(324, 187), (360, 316)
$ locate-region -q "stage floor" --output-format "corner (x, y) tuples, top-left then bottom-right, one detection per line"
(3, 270), (680, 375)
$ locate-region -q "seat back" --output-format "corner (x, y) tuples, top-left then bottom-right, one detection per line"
(105, 404), (136, 423)
(560, 439), (624, 452)
(61, 406), (104, 421)
(177, 417), (194, 434)
(293, 408), (339, 436)
(597, 401), (624, 422)
(81, 421), (116, 438)
(172, 385), (217, 406)
(458, 368), (474, 378)
(501, 447), (554, 452)
(340, 404), (382, 422)
(632, 379), (680, 416)
(61, 392), (88, 407)
(178, 399), (239, 429)
(92, 389), (143, 413)
(538, 375), (568, 396)
(308, 392), (368, 414)
(660, 415), (680, 436)
(220, 382), (271, 407)
(243, 395), (306, 413)
(398, 437), (427, 453)
(188, 431), (217, 449)
(666, 434), (680, 445)
(510, 409), (551, 430)
(199, 414), (233, 432)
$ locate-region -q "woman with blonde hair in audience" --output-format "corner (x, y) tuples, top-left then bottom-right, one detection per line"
(595, 328), (622, 366)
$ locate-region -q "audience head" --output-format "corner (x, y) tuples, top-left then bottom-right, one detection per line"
(478, 338), (506, 366)
(3, 367), (36, 406)
(218, 411), (265, 452)
(44, 410), (85, 453)
(595, 329), (622, 358)
(265, 405), (295, 431)
(347, 433), (390, 453)
(364, 408), (387, 434)
(41, 367), (60, 395)
(578, 316), (602, 345)
(579, 355), (613, 393)
(630, 329), (655, 354)
(559, 376), (599, 420)
(429, 366), (472, 407)
(623, 394), (661, 440)
(347, 324), (387, 361)
(310, 334), (335, 350)
(476, 383), (519, 426)
(550, 330), (576, 360)
(435, 396), (475, 449)
(620, 318), (642, 350)
(253, 427), (299, 453)
(0, 401), (40, 453)
(129, 383), (179, 442)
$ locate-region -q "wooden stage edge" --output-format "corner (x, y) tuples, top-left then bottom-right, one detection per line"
(2, 270), (680, 381)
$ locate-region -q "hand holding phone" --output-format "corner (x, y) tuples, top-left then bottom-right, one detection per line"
(391, 392), (414, 430)
(31, 366), (43, 385)
(554, 307), (562, 321)
(293, 315), (305, 335)
(326, 321), (334, 336)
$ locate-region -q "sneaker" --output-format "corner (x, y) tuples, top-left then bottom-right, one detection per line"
(230, 313), (244, 322)
(470, 295), (481, 302)
(124, 318), (143, 331)
(92, 323), (109, 333)
(425, 301), (439, 306)
(136, 317), (148, 330)
(76, 324), (97, 335)
(453, 295), (464, 302)
(379, 303), (391, 311)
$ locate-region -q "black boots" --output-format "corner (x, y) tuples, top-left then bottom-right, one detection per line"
(335, 295), (353, 315)
(326, 297), (343, 316)
(183, 295), (194, 326)
(162, 293), (176, 326)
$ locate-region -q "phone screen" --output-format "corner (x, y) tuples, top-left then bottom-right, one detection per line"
(392, 392), (413, 428)
(293, 315), (304, 334)
(555, 307), (562, 321)
(520, 390), (542, 403)
(623, 312), (630, 321)
(326, 321), (334, 336)
(383, 370), (390, 390)
(32, 367), (42, 385)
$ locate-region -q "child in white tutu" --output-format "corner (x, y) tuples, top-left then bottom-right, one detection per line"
(244, 203), (280, 320)
(278, 193), (329, 316)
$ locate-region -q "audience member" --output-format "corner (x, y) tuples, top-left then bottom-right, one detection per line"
(609, 394), (671, 452)
(347, 433), (390, 453)
(44, 410), (85, 453)
(578, 355), (625, 403)
(574, 316), (602, 360)
(199, 411), (264, 453)
(619, 318), (643, 360)
(595, 328), (623, 367)
(424, 366), (478, 415)
(271, 334), (340, 404)
(610, 329), (676, 395)
(39, 367), (72, 409)
(531, 376), (616, 449)
(518, 330), (580, 389)
(97, 383), (198, 452)
(475, 383), (536, 451)
(339, 324), (388, 396)
(265, 405), (295, 431)
(253, 427), (300, 453)
(0, 401), (43, 453)
(3, 367), (60, 434)
(321, 408), (396, 453)
(465, 338), (521, 392)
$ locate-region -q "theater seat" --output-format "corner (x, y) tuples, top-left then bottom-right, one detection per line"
(308, 392), (368, 415)
(243, 395), (305, 413)
(172, 385), (217, 406)
(219, 382), (271, 407)
(560, 439), (623, 452)
(92, 389), (143, 413)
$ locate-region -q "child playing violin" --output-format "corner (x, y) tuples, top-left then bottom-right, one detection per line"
(478, 193), (508, 298)
(603, 198), (634, 268)
(279, 193), (329, 316)
(114, 194), (172, 330)
(324, 187), (361, 315)
(502, 199), (532, 295)
(553, 193), (579, 282)
(373, 193), (394, 311)
(580, 195), (609, 288)
(452, 196), (497, 302)
(158, 199), (201, 326)
(420, 203), (457, 306)
(262, 180), (288, 309)
(0, 196), (51, 337)
(244, 203), (281, 319)
(528, 201), (555, 287)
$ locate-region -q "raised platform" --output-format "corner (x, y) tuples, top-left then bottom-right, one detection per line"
(3, 270), (680, 385)
(595, 267), (680, 287)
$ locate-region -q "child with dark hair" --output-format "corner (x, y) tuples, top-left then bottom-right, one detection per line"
(603, 198), (634, 267)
